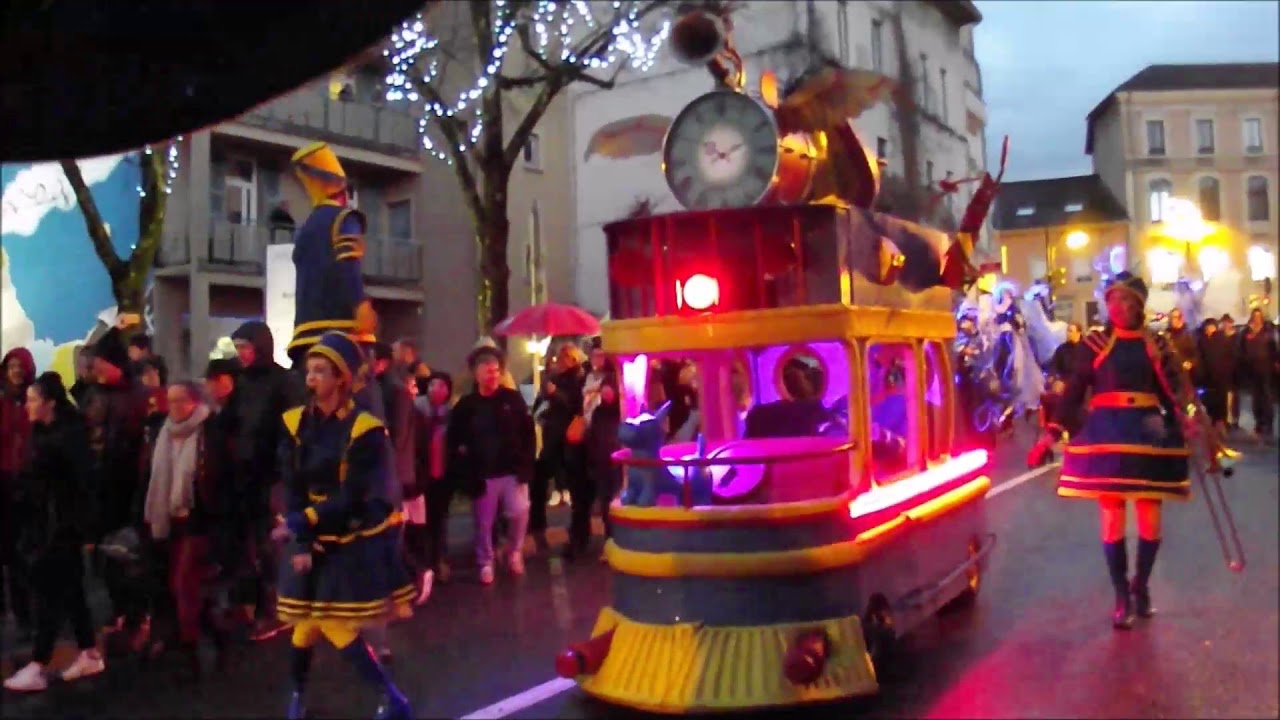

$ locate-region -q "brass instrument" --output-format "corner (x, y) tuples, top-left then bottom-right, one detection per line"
(1154, 334), (1245, 572)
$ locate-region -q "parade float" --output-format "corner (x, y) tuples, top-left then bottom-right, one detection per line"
(553, 6), (1010, 713)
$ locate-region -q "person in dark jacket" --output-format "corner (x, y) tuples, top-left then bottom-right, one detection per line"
(1, 346), (36, 641)
(582, 344), (622, 550)
(415, 371), (454, 592)
(1196, 318), (1233, 430)
(1161, 309), (1198, 380)
(448, 346), (536, 585)
(128, 334), (169, 386)
(1240, 308), (1278, 442)
(3, 373), (104, 693)
(143, 381), (232, 679)
(69, 344), (95, 408)
(230, 320), (304, 641)
(82, 324), (152, 646)
(1221, 314), (1243, 429)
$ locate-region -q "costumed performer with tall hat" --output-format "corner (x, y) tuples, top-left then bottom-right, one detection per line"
(1056, 272), (1196, 630)
(270, 332), (415, 720)
(285, 141), (380, 367)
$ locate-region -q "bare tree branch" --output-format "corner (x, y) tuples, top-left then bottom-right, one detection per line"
(59, 159), (124, 277)
(420, 82), (487, 226)
(129, 149), (167, 283)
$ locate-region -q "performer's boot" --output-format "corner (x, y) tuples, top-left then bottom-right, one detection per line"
(338, 640), (412, 720)
(287, 646), (313, 720)
(1103, 540), (1134, 629)
(1131, 538), (1160, 619)
(1026, 434), (1053, 468)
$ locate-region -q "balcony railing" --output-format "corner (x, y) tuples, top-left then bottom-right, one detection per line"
(234, 89), (421, 159)
(158, 220), (423, 285)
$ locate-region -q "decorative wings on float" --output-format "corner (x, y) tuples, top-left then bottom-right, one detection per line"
(583, 114), (674, 162)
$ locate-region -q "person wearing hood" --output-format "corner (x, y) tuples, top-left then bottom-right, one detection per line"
(230, 320), (305, 641)
(1, 346), (37, 641)
(3, 373), (103, 693)
(81, 323), (153, 647)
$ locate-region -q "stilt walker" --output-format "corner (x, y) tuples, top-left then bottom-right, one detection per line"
(272, 332), (415, 719)
(1056, 272), (1195, 629)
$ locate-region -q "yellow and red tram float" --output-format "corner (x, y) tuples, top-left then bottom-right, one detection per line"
(553, 11), (1011, 712)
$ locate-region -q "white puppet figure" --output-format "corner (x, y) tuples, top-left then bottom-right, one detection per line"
(1022, 279), (1068, 365)
(990, 280), (1045, 412)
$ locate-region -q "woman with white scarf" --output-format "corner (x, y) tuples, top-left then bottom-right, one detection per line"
(144, 380), (230, 680)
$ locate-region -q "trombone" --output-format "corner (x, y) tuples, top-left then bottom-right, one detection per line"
(1183, 399), (1246, 572)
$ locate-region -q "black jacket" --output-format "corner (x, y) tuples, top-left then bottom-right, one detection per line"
(15, 411), (94, 561)
(81, 377), (150, 537)
(229, 321), (304, 481)
(446, 387), (535, 498)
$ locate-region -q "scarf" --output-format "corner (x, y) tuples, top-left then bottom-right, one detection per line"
(145, 404), (210, 539)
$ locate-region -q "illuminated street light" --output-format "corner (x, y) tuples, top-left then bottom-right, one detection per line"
(1065, 230), (1090, 251)
(1160, 197), (1212, 244)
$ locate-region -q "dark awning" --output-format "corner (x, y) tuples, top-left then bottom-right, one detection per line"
(1, 0), (435, 161)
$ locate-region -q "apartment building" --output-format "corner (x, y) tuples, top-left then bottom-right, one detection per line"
(149, 35), (575, 379)
(992, 175), (1130, 326)
(567, 0), (989, 314)
(151, 49), (429, 375)
(1085, 62), (1280, 316)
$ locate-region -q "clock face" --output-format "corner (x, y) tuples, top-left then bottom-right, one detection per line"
(663, 91), (780, 211)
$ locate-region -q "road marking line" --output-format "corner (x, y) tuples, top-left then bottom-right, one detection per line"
(458, 462), (1060, 718)
(459, 678), (578, 719)
(988, 461), (1060, 499)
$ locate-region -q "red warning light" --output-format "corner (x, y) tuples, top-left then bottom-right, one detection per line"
(678, 273), (720, 311)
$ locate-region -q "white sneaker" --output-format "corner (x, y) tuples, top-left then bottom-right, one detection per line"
(61, 649), (105, 682)
(415, 570), (434, 605)
(3, 662), (48, 693)
(479, 564), (495, 585)
(508, 552), (525, 576)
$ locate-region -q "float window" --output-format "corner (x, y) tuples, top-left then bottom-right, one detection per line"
(923, 341), (952, 461)
(865, 341), (923, 483)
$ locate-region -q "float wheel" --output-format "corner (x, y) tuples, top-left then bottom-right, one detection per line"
(861, 595), (896, 680)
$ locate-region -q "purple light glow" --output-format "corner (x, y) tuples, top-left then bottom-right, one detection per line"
(755, 341), (850, 406)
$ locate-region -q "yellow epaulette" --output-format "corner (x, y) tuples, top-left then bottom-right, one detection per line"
(282, 406), (305, 440)
(348, 411), (386, 447)
(330, 207), (367, 262)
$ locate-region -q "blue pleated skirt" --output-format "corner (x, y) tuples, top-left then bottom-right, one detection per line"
(1058, 406), (1191, 501)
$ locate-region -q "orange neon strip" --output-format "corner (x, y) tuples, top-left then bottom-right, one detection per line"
(848, 449), (989, 518)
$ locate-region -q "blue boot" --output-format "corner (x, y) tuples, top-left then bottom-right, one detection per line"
(339, 640), (412, 720)
(287, 646), (313, 720)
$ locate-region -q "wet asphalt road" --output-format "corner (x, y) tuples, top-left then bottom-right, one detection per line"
(2, 426), (1276, 719)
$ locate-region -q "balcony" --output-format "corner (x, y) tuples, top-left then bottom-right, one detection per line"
(158, 220), (423, 285)
(231, 89), (420, 160)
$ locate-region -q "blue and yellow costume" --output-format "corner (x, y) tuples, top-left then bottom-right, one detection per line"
(286, 142), (378, 366)
(1056, 272), (1191, 628)
(277, 332), (413, 720)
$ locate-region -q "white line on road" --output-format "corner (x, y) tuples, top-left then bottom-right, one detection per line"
(459, 678), (578, 720)
(456, 460), (1062, 719)
(988, 461), (1060, 499)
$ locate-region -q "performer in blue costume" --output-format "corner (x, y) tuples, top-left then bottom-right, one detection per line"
(271, 332), (414, 719)
(1056, 272), (1194, 630)
(286, 141), (379, 366)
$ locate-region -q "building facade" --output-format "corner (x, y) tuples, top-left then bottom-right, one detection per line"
(992, 175), (1130, 327)
(1085, 63), (1280, 318)
(153, 33), (576, 380)
(566, 0), (989, 315)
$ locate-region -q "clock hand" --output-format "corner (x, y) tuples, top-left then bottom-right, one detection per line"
(724, 143), (744, 155)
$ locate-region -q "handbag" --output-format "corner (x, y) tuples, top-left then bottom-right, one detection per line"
(566, 415), (587, 445)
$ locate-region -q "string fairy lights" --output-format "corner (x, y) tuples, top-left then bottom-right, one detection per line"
(384, 1), (671, 163)
(135, 135), (183, 198)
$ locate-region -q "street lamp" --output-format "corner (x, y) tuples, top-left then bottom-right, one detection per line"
(1065, 230), (1090, 251)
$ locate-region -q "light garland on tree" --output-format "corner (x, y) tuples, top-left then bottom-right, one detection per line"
(135, 135), (183, 198)
(385, 0), (671, 164)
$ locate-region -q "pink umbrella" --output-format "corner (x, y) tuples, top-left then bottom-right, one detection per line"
(492, 302), (601, 337)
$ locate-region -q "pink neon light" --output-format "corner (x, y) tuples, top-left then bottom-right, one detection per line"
(848, 449), (989, 518)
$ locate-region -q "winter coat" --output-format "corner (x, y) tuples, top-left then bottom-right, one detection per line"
(229, 321), (304, 483)
(81, 377), (151, 538)
(15, 410), (94, 562)
(446, 387), (535, 498)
